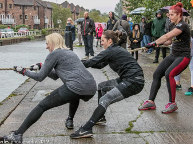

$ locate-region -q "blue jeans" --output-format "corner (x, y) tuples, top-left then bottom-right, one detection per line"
(143, 35), (153, 53)
(82, 34), (94, 56)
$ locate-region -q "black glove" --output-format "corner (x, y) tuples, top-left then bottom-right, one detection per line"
(81, 60), (87, 64)
(30, 63), (42, 71)
(13, 66), (26, 76)
(145, 41), (157, 48)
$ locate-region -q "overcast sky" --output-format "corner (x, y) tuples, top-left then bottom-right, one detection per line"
(42, 0), (120, 13)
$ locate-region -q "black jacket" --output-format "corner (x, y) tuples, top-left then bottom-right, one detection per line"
(144, 21), (152, 36)
(83, 44), (144, 84)
(129, 31), (143, 49)
(81, 16), (95, 35)
(107, 18), (117, 30)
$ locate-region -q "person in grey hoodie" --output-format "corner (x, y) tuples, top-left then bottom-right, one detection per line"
(0, 33), (97, 144)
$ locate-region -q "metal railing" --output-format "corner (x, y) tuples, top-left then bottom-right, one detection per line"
(0, 30), (42, 39)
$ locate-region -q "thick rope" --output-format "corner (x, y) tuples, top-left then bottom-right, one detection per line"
(128, 45), (171, 52)
(0, 68), (30, 71)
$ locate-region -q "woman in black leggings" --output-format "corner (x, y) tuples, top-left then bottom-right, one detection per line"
(138, 2), (190, 114)
(70, 30), (144, 138)
(0, 33), (97, 143)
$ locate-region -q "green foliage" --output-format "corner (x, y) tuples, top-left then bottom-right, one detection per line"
(123, 0), (193, 23)
(89, 9), (109, 23)
(0, 25), (8, 29)
(27, 35), (35, 40)
(41, 29), (48, 36)
(15, 24), (29, 30)
(52, 3), (71, 28)
(115, 0), (123, 18)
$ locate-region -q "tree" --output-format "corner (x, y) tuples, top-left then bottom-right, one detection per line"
(89, 9), (109, 23)
(115, 0), (123, 18)
(52, 4), (71, 28)
(123, 0), (193, 23)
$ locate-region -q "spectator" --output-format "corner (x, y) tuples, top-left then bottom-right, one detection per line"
(112, 14), (131, 49)
(66, 18), (76, 42)
(81, 11), (95, 60)
(77, 21), (82, 46)
(95, 23), (103, 47)
(151, 10), (166, 63)
(127, 17), (133, 31)
(144, 18), (153, 54)
(129, 24), (143, 61)
(139, 17), (146, 48)
(107, 11), (117, 30)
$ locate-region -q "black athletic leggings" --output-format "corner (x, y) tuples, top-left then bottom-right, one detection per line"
(16, 84), (93, 134)
(149, 54), (190, 103)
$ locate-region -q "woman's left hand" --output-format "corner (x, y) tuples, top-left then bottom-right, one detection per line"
(13, 66), (26, 76)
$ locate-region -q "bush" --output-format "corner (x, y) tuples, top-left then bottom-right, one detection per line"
(41, 29), (48, 36)
(27, 35), (35, 40)
(15, 25), (29, 30)
(0, 25), (8, 29)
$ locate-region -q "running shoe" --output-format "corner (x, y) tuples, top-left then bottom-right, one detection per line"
(138, 100), (156, 110)
(65, 119), (74, 129)
(162, 102), (178, 114)
(0, 131), (22, 144)
(70, 126), (93, 139)
(95, 116), (106, 125)
(188, 87), (193, 92)
(176, 84), (182, 90)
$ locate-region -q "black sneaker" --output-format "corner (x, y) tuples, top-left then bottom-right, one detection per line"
(0, 131), (22, 144)
(70, 126), (93, 139)
(188, 87), (193, 92)
(176, 84), (182, 90)
(95, 116), (106, 125)
(65, 119), (74, 129)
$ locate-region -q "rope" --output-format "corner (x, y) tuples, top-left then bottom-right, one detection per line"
(128, 45), (171, 52)
(0, 68), (30, 71)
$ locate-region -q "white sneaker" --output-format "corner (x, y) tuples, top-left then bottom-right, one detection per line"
(81, 56), (89, 60)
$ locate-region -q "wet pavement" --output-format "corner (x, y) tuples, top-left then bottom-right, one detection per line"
(0, 42), (192, 144)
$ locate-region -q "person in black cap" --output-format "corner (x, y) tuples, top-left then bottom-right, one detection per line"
(112, 14), (131, 48)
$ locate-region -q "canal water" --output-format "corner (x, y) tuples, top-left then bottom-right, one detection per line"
(0, 40), (48, 102)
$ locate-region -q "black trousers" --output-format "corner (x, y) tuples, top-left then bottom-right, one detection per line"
(16, 84), (93, 134)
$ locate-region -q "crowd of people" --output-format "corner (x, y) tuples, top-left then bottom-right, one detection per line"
(0, 2), (192, 143)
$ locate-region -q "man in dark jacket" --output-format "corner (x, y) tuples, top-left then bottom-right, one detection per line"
(81, 11), (95, 60)
(151, 10), (166, 63)
(107, 12), (117, 30)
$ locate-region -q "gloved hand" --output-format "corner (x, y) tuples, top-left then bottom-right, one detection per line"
(13, 66), (26, 76)
(81, 60), (87, 64)
(30, 63), (42, 71)
(145, 41), (157, 48)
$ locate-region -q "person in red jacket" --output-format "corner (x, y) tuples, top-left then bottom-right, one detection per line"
(95, 23), (103, 47)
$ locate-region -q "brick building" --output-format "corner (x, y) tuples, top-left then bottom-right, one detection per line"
(61, 1), (85, 21)
(0, 0), (52, 29)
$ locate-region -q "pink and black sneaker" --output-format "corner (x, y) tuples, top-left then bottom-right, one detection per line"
(162, 102), (178, 114)
(138, 100), (156, 110)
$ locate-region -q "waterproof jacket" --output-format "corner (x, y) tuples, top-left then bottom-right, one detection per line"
(81, 16), (95, 35)
(112, 20), (131, 36)
(96, 26), (103, 38)
(151, 17), (166, 38)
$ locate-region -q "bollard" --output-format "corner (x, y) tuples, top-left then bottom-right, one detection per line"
(65, 25), (73, 51)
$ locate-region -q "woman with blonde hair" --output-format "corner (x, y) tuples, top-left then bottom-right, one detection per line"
(129, 24), (143, 61)
(66, 17), (76, 42)
(0, 33), (97, 143)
